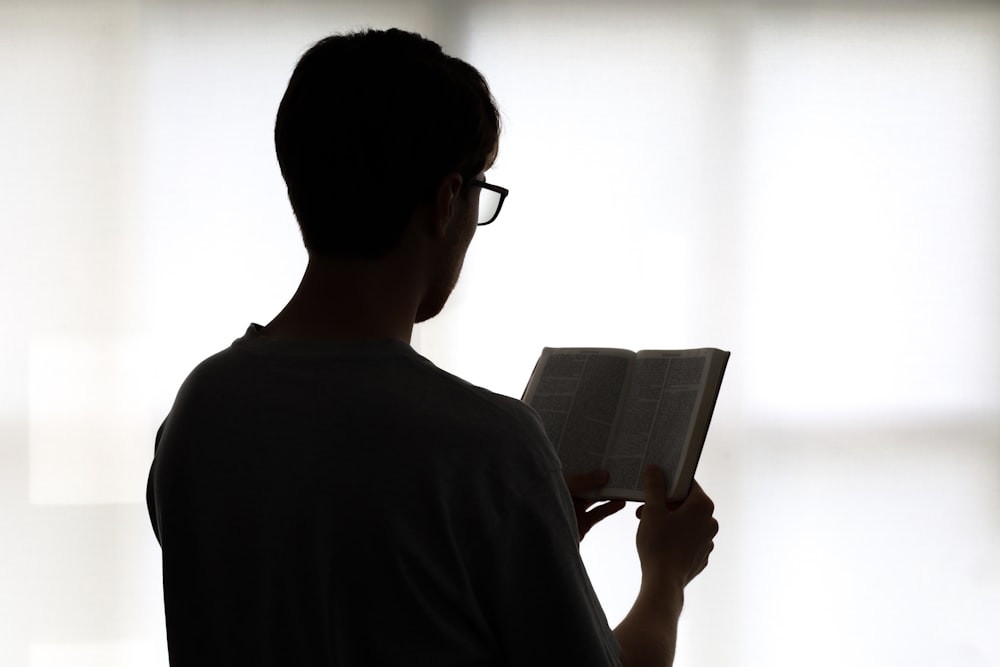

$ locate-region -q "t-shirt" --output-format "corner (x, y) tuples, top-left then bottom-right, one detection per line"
(146, 324), (622, 666)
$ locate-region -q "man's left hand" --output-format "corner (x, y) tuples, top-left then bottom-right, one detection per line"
(564, 469), (627, 542)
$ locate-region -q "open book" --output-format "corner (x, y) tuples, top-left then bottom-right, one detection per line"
(522, 347), (729, 502)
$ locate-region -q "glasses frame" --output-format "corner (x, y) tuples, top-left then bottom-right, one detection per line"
(471, 179), (509, 226)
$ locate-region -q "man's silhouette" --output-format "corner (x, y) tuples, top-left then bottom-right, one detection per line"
(147, 28), (718, 666)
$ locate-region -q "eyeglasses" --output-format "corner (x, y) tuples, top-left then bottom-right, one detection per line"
(471, 179), (509, 226)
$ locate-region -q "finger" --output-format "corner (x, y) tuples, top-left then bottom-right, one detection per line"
(675, 479), (715, 516)
(688, 480), (715, 505)
(585, 499), (626, 525)
(642, 464), (667, 506)
(564, 469), (610, 496)
(578, 500), (627, 539)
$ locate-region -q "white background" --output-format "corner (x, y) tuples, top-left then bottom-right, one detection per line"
(1, 1), (998, 665)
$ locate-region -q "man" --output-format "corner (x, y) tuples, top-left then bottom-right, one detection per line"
(147, 28), (718, 666)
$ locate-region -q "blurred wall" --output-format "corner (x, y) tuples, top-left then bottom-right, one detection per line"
(1, 1), (997, 665)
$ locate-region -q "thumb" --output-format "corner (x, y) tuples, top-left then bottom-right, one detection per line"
(642, 464), (668, 507)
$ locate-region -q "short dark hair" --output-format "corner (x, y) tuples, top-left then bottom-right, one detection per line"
(274, 29), (501, 259)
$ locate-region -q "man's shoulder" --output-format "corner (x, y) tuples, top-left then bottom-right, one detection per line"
(411, 355), (548, 433)
(419, 361), (538, 426)
(169, 326), (545, 439)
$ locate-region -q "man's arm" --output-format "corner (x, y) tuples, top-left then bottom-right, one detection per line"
(613, 467), (718, 667)
(146, 419), (167, 544)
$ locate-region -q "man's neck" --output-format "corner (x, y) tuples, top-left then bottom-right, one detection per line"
(261, 253), (423, 344)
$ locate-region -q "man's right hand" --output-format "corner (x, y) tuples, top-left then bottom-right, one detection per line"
(635, 465), (718, 591)
(613, 465), (719, 666)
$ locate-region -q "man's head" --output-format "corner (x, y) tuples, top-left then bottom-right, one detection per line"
(274, 29), (501, 260)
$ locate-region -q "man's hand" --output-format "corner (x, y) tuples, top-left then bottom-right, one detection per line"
(564, 469), (627, 541)
(613, 466), (718, 667)
(635, 465), (718, 589)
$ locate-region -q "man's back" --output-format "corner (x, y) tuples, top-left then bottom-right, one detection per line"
(147, 325), (620, 665)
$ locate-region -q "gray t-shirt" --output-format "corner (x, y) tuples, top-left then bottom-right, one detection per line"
(147, 325), (621, 665)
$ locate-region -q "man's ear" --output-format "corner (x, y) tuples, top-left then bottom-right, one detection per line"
(430, 172), (464, 238)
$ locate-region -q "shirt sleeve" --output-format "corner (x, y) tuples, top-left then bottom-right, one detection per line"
(479, 467), (623, 666)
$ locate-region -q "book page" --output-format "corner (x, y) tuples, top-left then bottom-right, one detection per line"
(603, 350), (711, 497)
(522, 348), (633, 475)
